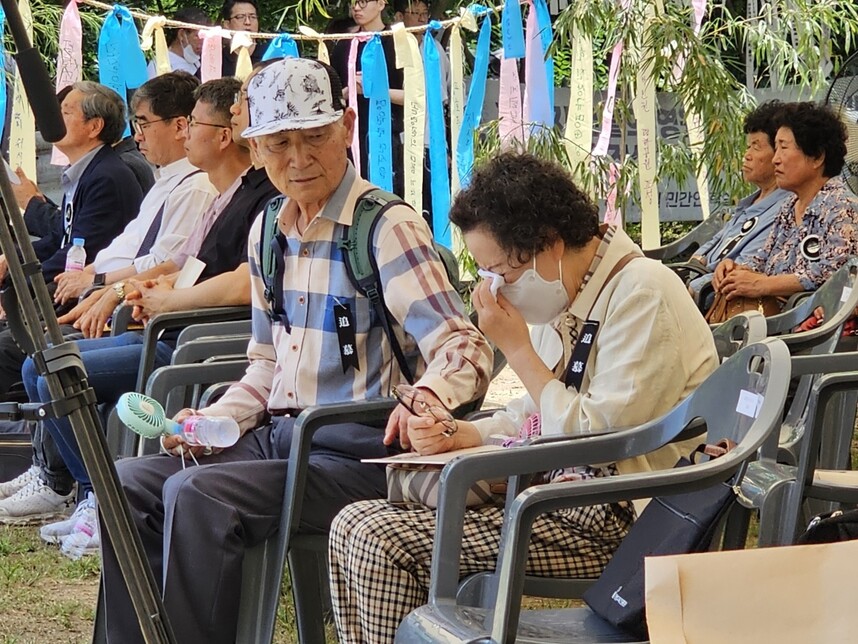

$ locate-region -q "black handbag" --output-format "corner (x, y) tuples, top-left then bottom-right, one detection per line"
(796, 508), (858, 544)
(582, 440), (739, 638)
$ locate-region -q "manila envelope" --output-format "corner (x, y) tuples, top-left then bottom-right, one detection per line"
(645, 539), (858, 643)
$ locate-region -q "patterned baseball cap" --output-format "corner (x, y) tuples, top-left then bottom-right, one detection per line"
(242, 58), (346, 138)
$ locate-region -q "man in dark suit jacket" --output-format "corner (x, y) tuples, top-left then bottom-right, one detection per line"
(0, 81), (143, 401)
(4, 82), (143, 285)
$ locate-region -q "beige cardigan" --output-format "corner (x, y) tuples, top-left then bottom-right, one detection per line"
(473, 229), (719, 508)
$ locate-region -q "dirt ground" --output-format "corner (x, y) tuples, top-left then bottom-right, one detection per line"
(483, 364), (525, 409)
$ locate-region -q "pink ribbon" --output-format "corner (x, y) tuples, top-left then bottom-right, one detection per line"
(691, 0), (707, 34)
(56, 0), (82, 90)
(497, 57), (523, 146)
(591, 39), (623, 157)
(603, 162), (621, 225)
(348, 37), (364, 176)
(53, 0), (82, 165)
(199, 28), (226, 83)
(523, 0), (552, 129)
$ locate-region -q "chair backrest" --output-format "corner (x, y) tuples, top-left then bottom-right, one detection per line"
(175, 319), (252, 347)
(605, 338), (790, 463)
(710, 311), (767, 362)
(642, 211), (728, 262)
(765, 258), (858, 353)
(426, 339), (792, 623)
(758, 260), (858, 462)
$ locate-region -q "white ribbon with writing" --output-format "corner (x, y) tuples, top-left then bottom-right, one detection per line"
(392, 23), (426, 213)
(633, 2), (660, 248)
(10, 0), (36, 180)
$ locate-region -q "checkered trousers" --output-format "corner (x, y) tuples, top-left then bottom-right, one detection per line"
(329, 498), (635, 643)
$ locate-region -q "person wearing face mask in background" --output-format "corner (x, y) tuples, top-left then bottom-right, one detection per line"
(328, 152), (720, 643)
(146, 8), (212, 79)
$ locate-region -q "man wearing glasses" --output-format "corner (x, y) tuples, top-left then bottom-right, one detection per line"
(3, 77), (279, 551)
(220, 0), (268, 78)
(97, 57), (491, 644)
(52, 71), (218, 336)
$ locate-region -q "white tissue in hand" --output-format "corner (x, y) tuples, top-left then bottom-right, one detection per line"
(477, 269), (504, 300)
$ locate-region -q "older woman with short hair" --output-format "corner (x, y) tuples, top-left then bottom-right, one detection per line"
(714, 102), (858, 302)
(328, 152), (719, 643)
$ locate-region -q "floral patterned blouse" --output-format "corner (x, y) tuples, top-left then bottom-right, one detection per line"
(744, 176), (858, 290)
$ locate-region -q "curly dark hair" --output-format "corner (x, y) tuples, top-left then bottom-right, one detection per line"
(744, 100), (783, 147)
(449, 152), (600, 266)
(774, 102), (847, 177)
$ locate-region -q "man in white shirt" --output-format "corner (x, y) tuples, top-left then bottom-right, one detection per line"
(146, 7), (211, 79)
(54, 71), (217, 338)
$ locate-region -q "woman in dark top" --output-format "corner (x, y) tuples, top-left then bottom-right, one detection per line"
(331, 0), (405, 194)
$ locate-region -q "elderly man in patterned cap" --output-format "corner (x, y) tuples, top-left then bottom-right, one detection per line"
(97, 57), (493, 644)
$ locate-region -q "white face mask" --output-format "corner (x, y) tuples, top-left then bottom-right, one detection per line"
(499, 257), (570, 325)
(180, 34), (201, 67)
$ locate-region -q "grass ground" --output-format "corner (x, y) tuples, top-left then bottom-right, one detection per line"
(0, 372), (525, 642)
(0, 372), (849, 642)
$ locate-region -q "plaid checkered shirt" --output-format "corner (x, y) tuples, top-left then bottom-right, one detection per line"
(203, 163), (493, 431)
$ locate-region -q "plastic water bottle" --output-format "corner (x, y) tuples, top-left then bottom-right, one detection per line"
(65, 237), (87, 272)
(176, 415), (241, 448)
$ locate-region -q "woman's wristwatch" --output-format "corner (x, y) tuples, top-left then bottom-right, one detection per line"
(113, 281), (126, 302)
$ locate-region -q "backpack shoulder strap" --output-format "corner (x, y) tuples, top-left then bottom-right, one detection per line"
(339, 188), (416, 383)
(259, 195), (286, 322)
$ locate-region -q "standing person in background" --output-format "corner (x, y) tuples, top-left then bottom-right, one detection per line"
(221, 0), (268, 78)
(146, 7), (213, 78)
(331, 0), (405, 195)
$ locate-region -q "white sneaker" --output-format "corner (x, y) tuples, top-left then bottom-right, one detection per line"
(0, 476), (75, 524)
(41, 492), (96, 545)
(0, 465), (39, 500)
(60, 499), (100, 560)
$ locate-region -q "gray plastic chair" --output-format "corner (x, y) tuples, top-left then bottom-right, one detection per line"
(454, 311), (767, 607)
(721, 263), (858, 547)
(235, 399), (397, 644)
(739, 350), (858, 546)
(710, 311), (767, 361)
(395, 338), (791, 644)
(641, 210), (728, 263)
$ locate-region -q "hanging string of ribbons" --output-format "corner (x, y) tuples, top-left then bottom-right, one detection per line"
(67, 0), (691, 248)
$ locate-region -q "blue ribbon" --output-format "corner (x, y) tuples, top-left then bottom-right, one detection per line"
(502, 0), (525, 59)
(0, 6), (6, 145)
(456, 6), (491, 188)
(424, 22), (451, 246)
(98, 5), (147, 138)
(263, 33), (299, 61)
(361, 35), (393, 192)
(533, 0), (554, 114)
